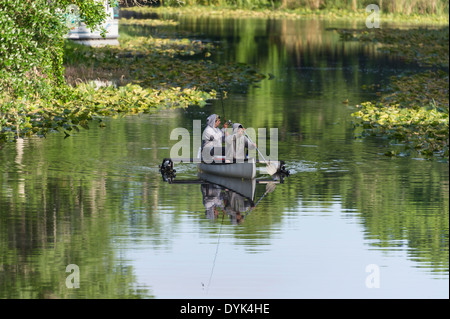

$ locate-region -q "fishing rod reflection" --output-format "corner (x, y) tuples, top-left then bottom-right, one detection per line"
(161, 171), (286, 224)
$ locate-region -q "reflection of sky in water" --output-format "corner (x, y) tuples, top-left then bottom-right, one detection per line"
(124, 195), (448, 298)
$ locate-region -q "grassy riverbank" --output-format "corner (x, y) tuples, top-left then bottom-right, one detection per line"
(0, 17), (264, 143)
(124, 3), (449, 25)
(156, 0), (449, 16)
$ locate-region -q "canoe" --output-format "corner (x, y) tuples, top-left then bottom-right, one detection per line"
(198, 158), (256, 180)
(198, 172), (256, 201)
(160, 157), (288, 181)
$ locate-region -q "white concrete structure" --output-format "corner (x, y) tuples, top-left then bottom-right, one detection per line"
(67, 1), (119, 47)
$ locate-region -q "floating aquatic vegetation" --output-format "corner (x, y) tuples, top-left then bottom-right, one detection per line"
(336, 27), (449, 68)
(0, 83), (217, 142)
(352, 71), (449, 160)
(339, 26), (449, 160)
(120, 35), (215, 58)
(353, 101), (448, 158)
(118, 18), (179, 27)
(382, 70), (449, 109)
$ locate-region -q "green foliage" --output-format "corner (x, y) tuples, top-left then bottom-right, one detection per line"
(0, 1), (112, 98)
(383, 71), (449, 109)
(0, 0), (65, 97)
(0, 0), (117, 142)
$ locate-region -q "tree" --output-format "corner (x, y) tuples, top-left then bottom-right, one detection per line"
(0, 0), (115, 99)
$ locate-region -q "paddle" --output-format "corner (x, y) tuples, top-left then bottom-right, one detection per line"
(255, 181), (276, 205)
(244, 132), (278, 176)
(244, 181), (277, 218)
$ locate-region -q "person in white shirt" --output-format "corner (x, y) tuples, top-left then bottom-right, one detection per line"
(225, 123), (256, 162)
(201, 114), (228, 161)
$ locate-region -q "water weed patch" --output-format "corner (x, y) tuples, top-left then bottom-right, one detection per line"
(342, 27), (449, 160)
(352, 71), (448, 160)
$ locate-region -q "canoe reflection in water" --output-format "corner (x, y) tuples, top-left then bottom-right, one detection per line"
(200, 173), (256, 224)
(160, 170), (284, 224)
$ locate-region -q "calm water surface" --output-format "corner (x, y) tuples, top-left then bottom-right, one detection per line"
(0, 16), (448, 299)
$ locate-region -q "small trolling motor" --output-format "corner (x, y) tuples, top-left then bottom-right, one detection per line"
(159, 158), (176, 182)
(279, 160), (290, 176)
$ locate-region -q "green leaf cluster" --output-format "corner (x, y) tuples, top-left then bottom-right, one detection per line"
(0, 1), (112, 99)
(352, 100), (449, 158)
(0, 0), (66, 97)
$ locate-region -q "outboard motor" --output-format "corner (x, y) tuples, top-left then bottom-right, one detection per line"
(159, 158), (176, 182)
(279, 160), (290, 176)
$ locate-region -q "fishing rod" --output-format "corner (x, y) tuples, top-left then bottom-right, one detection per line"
(215, 67), (231, 127)
(204, 206), (226, 294)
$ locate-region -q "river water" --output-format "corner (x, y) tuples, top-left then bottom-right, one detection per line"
(0, 15), (448, 299)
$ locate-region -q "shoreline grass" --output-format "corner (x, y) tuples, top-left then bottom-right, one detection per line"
(122, 4), (449, 25)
